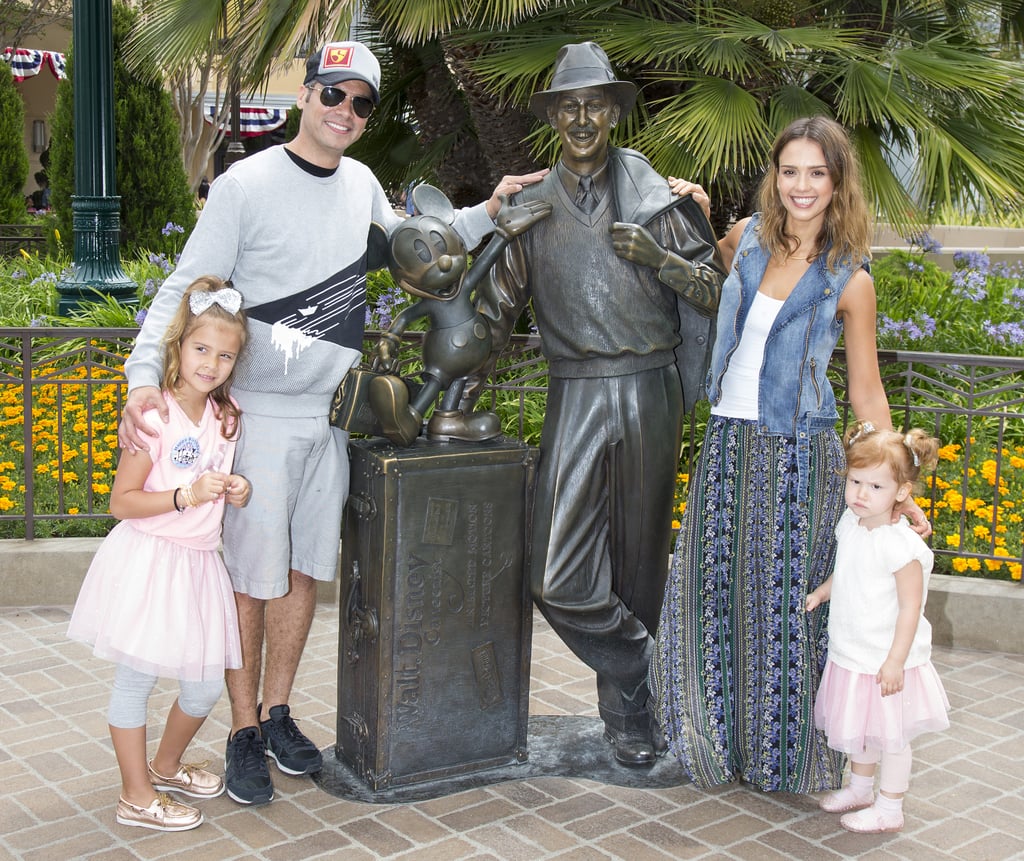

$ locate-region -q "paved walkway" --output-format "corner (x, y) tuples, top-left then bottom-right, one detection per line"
(2, 603), (1023, 861)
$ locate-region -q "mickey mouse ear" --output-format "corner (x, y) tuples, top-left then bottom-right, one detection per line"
(410, 184), (455, 224)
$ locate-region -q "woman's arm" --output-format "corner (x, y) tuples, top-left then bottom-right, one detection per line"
(877, 559), (924, 696)
(717, 218), (747, 274)
(838, 268), (891, 429)
(839, 270), (931, 535)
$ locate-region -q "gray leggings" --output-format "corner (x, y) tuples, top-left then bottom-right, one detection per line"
(108, 664), (223, 729)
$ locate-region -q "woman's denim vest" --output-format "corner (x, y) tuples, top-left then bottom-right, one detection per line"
(706, 214), (866, 503)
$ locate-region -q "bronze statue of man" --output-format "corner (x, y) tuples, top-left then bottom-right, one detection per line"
(464, 42), (726, 766)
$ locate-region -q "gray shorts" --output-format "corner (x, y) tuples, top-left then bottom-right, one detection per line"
(222, 412), (350, 599)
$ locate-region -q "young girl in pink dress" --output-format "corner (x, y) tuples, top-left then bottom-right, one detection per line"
(806, 420), (950, 834)
(68, 276), (251, 832)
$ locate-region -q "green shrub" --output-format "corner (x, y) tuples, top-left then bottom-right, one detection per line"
(0, 61), (28, 222)
(48, 2), (196, 259)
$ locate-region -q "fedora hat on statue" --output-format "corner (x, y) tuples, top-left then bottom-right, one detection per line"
(529, 41), (637, 122)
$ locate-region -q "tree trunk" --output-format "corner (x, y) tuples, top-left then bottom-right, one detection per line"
(441, 40), (543, 185)
(395, 40), (495, 209)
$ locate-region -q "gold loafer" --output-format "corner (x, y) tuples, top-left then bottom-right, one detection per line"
(116, 793), (202, 831)
(148, 759), (225, 798)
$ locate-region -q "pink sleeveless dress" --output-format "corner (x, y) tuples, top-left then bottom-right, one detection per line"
(68, 393), (242, 681)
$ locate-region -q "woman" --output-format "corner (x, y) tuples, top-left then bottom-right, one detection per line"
(651, 116), (922, 793)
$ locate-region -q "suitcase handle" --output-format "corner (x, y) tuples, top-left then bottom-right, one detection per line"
(347, 492), (377, 519)
(344, 561), (379, 665)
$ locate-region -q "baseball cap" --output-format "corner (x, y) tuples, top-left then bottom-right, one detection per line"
(304, 41), (381, 104)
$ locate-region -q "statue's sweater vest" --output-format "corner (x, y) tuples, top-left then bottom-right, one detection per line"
(519, 180), (679, 379)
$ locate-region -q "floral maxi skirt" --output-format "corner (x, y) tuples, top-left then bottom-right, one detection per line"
(650, 416), (846, 792)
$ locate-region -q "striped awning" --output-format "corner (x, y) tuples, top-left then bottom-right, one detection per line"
(2, 47), (67, 81)
(204, 106), (287, 138)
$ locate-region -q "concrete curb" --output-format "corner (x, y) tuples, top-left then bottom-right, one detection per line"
(1, 538), (1019, 655)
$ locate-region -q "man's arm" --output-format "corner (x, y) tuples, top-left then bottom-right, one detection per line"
(119, 175), (247, 451)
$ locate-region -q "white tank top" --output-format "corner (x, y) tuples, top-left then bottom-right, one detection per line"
(711, 290), (785, 420)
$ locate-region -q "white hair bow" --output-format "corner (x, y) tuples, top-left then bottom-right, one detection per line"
(189, 287), (242, 316)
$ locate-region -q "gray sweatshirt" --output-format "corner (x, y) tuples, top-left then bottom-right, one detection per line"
(125, 146), (494, 418)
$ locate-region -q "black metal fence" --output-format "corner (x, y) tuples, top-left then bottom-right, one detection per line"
(1, 326), (1021, 583)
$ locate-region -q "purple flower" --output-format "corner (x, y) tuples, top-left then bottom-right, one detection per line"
(906, 261), (924, 273)
(905, 232), (942, 253)
(983, 320), (1024, 345)
(879, 314), (935, 341)
(953, 250), (991, 273)
(134, 309), (148, 326)
(161, 221), (185, 236)
(143, 278), (161, 297)
(951, 268), (988, 301)
(30, 271), (57, 286)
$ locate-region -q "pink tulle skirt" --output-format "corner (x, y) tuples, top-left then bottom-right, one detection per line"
(814, 659), (950, 754)
(67, 521), (242, 682)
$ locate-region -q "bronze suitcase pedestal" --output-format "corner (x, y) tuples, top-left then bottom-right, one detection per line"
(329, 436), (537, 796)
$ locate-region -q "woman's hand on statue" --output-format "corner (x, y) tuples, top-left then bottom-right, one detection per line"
(667, 176), (711, 221)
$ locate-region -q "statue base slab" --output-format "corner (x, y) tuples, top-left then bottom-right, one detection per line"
(313, 714), (689, 803)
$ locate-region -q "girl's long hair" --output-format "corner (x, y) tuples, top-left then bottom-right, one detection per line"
(161, 275), (246, 440)
(756, 116), (872, 271)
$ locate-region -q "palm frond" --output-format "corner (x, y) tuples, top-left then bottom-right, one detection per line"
(634, 79), (771, 180)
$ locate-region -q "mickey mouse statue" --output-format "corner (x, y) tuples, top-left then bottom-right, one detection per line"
(369, 185), (551, 446)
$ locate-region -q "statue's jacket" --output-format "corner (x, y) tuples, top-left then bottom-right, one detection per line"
(474, 147), (723, 413)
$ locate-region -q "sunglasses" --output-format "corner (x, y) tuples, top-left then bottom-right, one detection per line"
(306, 84), (374, 119)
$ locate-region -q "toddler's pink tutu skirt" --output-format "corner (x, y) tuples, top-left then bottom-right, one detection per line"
(814, 659), (950, 753)
(67, 521), (242, 682)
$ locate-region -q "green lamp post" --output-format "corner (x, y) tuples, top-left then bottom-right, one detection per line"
(56, 0), (136, 316)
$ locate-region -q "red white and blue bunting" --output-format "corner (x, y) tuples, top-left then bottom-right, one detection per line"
(2, 47), (67, 81)
(205, 106), (286, 137)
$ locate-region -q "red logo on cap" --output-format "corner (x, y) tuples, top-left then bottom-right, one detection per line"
(322, 46), (354, 70)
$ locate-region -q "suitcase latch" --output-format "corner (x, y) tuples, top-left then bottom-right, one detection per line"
(344, 561), (379, 665)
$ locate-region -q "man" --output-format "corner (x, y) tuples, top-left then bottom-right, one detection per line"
(466, 42), (726, 766)
(118, 40), (545, 804)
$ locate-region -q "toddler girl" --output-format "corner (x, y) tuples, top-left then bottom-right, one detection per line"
(68, 276), (251, 831)
(806, 420), (950, 833)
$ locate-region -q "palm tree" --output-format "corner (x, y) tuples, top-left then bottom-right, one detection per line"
(129, 0), (1024, 232)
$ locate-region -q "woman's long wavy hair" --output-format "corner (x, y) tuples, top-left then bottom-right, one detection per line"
(756, 116), (872, 272)
(161, 275), (246, 440)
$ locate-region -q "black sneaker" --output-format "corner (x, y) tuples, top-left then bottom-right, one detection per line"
(259, 703), (323, 775)
(224, 726), (274, 805)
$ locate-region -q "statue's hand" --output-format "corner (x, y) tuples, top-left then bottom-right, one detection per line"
(495, 196), (553, 239)
(610, 222), (670, 270)
(372, 332), (401, 373)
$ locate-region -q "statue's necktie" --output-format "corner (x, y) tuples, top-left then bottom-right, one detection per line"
(575, 174), (597, 214)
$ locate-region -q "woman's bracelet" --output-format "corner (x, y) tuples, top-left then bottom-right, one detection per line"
(173, 487), (185, 513)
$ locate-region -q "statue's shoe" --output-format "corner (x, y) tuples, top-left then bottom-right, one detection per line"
(427, 409), (501, 442)
(368, 375), (422, 446)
